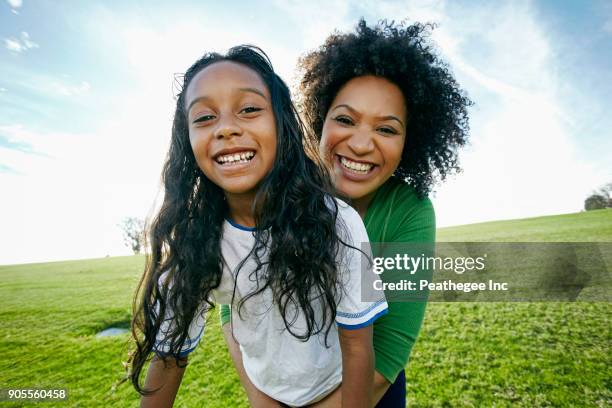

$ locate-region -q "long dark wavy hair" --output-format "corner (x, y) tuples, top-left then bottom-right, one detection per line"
(127, 45), (345, 396)
(299, 19), (472, 198)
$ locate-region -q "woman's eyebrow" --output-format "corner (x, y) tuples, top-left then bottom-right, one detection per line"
(377, 115), (404, 127)
(330, 104), (357, 114)
(332, 104), (404, 127)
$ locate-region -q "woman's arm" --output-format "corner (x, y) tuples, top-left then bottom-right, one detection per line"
(221, 323), (283, 408)
(338, 325), (374, 408)
(140, 355), (187, 408)
(372, 372), (391, 404)
(309, 371), (390, 407)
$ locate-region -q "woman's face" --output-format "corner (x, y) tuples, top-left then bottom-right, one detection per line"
(185, 61), (277, 198)
(319, 75), (407, 201)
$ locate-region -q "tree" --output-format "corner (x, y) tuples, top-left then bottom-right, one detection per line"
(584, 194), (609, 211)
(584, 181), (612, 211)
(120, 217), (145, 254)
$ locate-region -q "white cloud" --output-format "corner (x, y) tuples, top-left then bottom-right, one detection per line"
(20, 31), (37, 48)
(6, 0), (21, 13)
(5, 69), (91, 100)
(48, 80), (90, 97)
(7, 0), (23, 8)
(4, 31), (38, 53)
(4, 38), (23, 52)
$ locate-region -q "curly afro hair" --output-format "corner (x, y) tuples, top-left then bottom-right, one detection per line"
(298, 19), (472, 198)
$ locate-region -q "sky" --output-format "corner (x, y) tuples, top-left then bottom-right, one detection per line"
(1, 0), (610, 265)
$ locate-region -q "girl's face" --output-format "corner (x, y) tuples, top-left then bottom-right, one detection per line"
(319, 75), (407, 201)
(185, 61), (277, 198)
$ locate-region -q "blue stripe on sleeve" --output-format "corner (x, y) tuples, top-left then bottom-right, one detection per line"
(336, 308), (388, 330)
(336, 299), (386, 319)
(153, 325), (205, 357)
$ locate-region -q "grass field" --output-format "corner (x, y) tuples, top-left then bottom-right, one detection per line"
(1, 209), (611, 407)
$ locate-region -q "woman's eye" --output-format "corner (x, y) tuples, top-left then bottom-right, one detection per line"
(334, 116), (354, 125)
(240, 106), (262, 114)
(378, 126), (398, 135)
(193, 114), (215, 124)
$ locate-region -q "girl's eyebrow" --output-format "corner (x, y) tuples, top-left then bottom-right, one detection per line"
(238, 87), (267, 99)
(331, 104), (404, 127)
(187, 95), (211, 113)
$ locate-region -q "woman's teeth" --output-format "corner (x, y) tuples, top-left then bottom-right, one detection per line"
(340, 156), (373, 174)
(217, 151), (255, 165)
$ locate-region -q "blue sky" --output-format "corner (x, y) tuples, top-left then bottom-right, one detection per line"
(1, 0), (610, 264)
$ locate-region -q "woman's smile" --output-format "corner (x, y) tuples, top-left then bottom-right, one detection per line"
(335, 153), (380, 181)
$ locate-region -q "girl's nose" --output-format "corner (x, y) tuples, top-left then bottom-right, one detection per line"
(214, 116), (242, 139)
(347, 129), (374, 155)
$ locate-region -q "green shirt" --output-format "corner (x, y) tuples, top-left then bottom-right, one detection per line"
(365, 176), (435, 383)
(220, 176), (435, 384)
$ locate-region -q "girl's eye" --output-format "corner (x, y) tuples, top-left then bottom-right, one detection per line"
(333, 116), (354, 126)
(193, 114), (215, 124)
(240, 106), (262, 114)
(377, 126), (399, 135)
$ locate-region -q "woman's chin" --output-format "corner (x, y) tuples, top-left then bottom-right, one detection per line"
(335, 180), (375, 202)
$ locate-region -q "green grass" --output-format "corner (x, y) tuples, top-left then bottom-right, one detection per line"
(1, 210), (611, 407)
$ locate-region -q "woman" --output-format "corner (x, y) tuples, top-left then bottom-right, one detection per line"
(221, 19), (471, 407)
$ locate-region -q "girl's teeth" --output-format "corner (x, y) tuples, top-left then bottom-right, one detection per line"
(217, 151), (255, 164)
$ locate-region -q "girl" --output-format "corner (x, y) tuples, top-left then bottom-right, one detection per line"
(222, 20), (471, 407)
(127, 45), (387, 407)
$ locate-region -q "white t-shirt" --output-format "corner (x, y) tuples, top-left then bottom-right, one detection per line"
(153, 198), (387, 407)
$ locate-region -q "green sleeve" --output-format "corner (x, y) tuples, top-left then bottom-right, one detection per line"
(369, 182), (436, 384)
(219, 303), (231, 326)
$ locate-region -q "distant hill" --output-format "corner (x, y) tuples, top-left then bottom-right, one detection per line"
(437, 208), (612, 242)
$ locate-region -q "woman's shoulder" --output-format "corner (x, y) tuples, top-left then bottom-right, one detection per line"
(366, 177), (435, 242)
(374, 177), (434, 216)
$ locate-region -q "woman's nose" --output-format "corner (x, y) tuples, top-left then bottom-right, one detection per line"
(346, 129), (374, 155)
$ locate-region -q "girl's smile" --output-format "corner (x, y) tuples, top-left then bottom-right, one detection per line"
(213, 147), (258, 175)
(214, 148), (255, 166)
